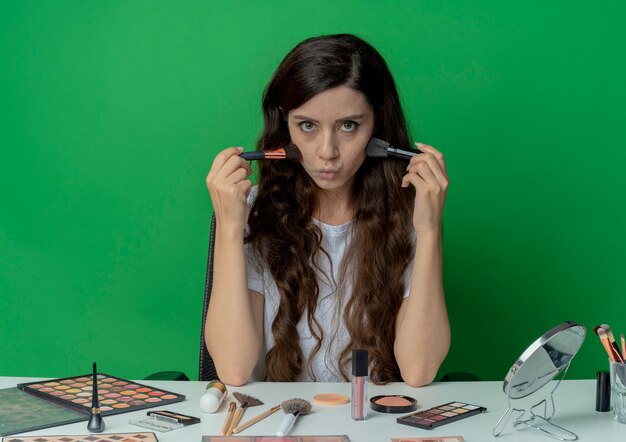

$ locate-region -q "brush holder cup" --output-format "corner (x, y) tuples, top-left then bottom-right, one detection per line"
(609, 360), (626, 424)
(492, 321), (586, 441)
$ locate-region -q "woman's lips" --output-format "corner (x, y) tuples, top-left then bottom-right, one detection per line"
(318, 170), (337, 180)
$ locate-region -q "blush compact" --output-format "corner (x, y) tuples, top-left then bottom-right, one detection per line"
(370, 394), (417, 413)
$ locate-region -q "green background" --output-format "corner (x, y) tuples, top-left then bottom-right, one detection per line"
(1, 1), (625, 383)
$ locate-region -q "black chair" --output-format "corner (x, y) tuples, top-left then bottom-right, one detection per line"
(146, 216), (218, 382)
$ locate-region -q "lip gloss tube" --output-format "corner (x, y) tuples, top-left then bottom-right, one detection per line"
(351, 349), (368, 420)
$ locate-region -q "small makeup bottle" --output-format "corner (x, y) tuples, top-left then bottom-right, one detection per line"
(200, 380), (228, 413)
(351, 349), (368, 421)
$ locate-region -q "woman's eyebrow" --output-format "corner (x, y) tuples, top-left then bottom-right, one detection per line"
(291, 113), (366, 122)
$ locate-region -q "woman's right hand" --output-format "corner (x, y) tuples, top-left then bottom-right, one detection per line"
(206, 147), (253, 234)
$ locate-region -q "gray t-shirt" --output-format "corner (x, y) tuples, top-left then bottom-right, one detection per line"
(244, 186), (413, 382)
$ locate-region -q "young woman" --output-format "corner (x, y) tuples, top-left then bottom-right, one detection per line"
(205, 34), (450, 387)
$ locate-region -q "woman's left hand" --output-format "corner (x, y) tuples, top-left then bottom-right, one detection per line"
(401, 143), (449, 234)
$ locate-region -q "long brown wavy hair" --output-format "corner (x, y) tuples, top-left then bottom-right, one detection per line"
(246, 34), (414, 383)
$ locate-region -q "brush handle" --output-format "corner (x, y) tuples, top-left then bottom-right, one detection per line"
(233, 405), (281, 434)
(220, 403), (236, 435)
(387, 145), (422, 159)
(226, 406), (246, 435)
(240, 151), (265, 161)
(276, 413), (296, 437)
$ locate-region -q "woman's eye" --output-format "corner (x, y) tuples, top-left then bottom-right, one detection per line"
(299, 121), (316, 133)
(340, 121), (359, 132)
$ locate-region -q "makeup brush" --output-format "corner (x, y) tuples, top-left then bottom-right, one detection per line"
(621, 333), (625, 360)
(240, 143), (301, 162)
(365, 137), (422, 160)
(226, 392), (264, 435)
(233, 404), (281, 434)
(601, 324), (625, 363)
(596, 327), (620, 362)
(276, 398), (312, 437)
(219, 401), (237, 435)
(87, 362), (105, 433)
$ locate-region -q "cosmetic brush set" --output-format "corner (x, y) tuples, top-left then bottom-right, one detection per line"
(594, 323), (626, 363)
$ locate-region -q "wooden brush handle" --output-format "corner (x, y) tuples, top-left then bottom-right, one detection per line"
(220, 403), (236, 435)
(226, 406), (246, 435)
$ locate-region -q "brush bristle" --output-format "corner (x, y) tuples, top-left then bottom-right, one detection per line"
(365, 138), (390, 158)
(233, 391), (264, 407)
(284, 143), (302, 161)
(280, 398), (312, 415)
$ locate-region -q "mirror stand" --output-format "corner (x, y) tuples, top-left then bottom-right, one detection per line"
(493, 361), (578, 441)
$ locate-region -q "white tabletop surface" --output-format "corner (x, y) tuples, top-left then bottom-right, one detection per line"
(2, 377), (625, 441)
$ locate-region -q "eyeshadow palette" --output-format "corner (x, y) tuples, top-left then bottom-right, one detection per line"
(0, 387), (87, 436)
(2, 431), (158, 442)
(396, 401), (486, 430)
(201, 437), (350, 442)
(17, 373), (185, 416)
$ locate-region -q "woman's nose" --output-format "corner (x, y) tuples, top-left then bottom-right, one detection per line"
(317, 132), (339, 160)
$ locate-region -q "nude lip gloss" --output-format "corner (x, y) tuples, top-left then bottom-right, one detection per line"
(352, 349), (368, 420)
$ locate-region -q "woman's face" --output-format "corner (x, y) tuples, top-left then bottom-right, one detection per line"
(287, 86), (374, 196)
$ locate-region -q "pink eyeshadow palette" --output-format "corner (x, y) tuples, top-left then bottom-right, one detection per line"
(201, 437), (351, 442)
(396, 401), (486, 430)
(17, 373), (185, 416)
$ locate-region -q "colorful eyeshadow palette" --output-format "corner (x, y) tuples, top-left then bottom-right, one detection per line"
(201, 437), (350, 442)
(2, 431), (158, 442)
(0, 387), (87, 436)
(396, 401), (486, 430)
(17, 373), (185, 416)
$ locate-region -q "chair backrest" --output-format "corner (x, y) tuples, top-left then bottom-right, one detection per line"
(199, 215), (218, 382)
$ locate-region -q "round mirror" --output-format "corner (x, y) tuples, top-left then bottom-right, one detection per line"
(503, 321), (586, 399)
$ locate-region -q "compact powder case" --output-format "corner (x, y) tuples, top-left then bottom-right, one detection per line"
(370, 394), (417, 413)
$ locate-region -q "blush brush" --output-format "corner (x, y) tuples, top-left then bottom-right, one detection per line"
(240, 143), (301, 162)
(276, 398), (312, 437)
(365, 137), (422, 160)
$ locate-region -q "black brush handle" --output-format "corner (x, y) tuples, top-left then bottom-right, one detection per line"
(387, 145), (422, 159)
(240, 151), (265, 161)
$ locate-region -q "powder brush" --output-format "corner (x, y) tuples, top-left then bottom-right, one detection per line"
(226, 392), (264, 435)
(240, 143), (301, 162)
(276, 398), (312, 437)
(365, 137), (422, 160)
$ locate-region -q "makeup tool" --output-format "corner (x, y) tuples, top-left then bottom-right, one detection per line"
(370, 394), (417, 413)
(351, 349), (368, 421)
(397, 401), (486, 429)
(233, 404), (281, 434)
(622, 332), (626, 359)
(595, 325), (624, 363)
(220, 401), (236, 435)
(226, 392), (264, 435)
(276, 398), (312, 437)
(18, 373), (185, 416)
(87, 362), (105, 433)
(202, 437), (350, 442)
(313, 393), (350, 406)
(130, 410), (200, 432)
(200, 380), (228, 413)
(0, 387), (86, 436)
(596, 370), (611, 412)
(365, 137), (422, 160)
(240, 143), (302, 161)
(600, 324), (624, 364)
(391, 437), (464, 442)
(493, 321), (586, 440)
(2, 432), (158, 442)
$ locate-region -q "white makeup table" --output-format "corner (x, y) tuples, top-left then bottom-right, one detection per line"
(1, 377), (625, 441)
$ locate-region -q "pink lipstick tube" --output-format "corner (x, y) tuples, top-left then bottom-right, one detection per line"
(351, 349), (368, 420)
